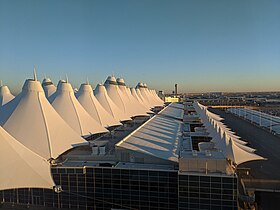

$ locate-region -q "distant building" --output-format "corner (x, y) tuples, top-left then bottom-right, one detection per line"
(158, 90), (165, 100)
(165, 96), (180, 102)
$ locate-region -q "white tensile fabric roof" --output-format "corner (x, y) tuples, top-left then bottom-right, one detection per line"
(145, 88), (156, 105)
(104, 76), (135, 118)
(144, 85), (164, 107)
(207, 124), (255, 153)
(117, 77), (149, 117)
(150, 89), (164, 105)
(116, 105), (181, 162)
(194, 102), (265, 165)
(49, 80), (108, 137)
(135, 87), (152, 109)
(0, 85), (15, 106)
(136, 83), (154, 108)
(130, 87), (150, 110)
(76, 83), (122, 128)
(128, 87), (153, 114)
(137, 83), (164, 107)
(42, 78), (57, 98)
(142, 83), (164, 107)
(0, 79), (87, 160)
(225, 138), (263, 165)
(94, 84), (131, 122)
(0, 126), (54, 190)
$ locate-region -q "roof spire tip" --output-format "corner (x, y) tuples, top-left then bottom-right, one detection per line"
(33, 66), (37, 81)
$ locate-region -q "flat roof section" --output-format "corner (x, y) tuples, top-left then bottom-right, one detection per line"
(180, 150), (225, 160)
(169, 102), (184, 109)
(116, 104), (183, 163)
(159, 102), (184, 120)
(115, 162), (175, 171)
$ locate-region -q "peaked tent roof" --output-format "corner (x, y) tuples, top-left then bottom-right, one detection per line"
(0, 84), (15, 106)
(144, 86), (164, 107)
(226, 137), (264, 165)
(0, 126), (54, 190)
(76, 83), (122, 128)
(135, 85), (153, 109)
(130, 87), (151, 111)
(94, 84), (131, 122)
(205, 119), (247, 145)
(142, 83), (160, 107)
(104, 76), (134, 118)
(42, 78), (57, 98)
(0, 79), (87, 160)
(194, 101), (265, 165)
(117, 77), (149, 117)
(49, 80), (108, 137)
(150, 89), (164, 105)
(136, 82), (154, 108)
(128, 87), (154, 114)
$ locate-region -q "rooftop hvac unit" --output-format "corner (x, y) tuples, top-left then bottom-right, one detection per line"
(91, 145), (99, 155)
(205, 150), (212, 157)
(99, 146), (106, 155)
(194, 127), (205, 132)
(192, 150), (198, 156)
(198, 142), (215, 152)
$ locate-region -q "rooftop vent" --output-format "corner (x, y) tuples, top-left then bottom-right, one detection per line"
(99, 146), (106, 156)
(205, 150), (212, 157)
(192, 150), (198, 156)
(91, 145), (99, 155)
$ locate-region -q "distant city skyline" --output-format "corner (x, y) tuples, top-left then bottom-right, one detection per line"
(0, 0), (280, 94)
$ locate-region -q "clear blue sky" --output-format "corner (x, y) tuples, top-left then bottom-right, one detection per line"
(0, 0), (279, 94)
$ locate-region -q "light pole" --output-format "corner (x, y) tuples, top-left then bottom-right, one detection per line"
(259, 111), (262, 127)
(270, 113), (272, 133)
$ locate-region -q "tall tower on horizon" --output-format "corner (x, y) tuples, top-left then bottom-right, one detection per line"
(175, 84), (178, 96)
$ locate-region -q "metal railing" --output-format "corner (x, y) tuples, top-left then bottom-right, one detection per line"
(242, 178), (280, 192)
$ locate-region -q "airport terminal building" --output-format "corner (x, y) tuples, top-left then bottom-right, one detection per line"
(0, 102), (248, 210)
(0, 75), (265, 210)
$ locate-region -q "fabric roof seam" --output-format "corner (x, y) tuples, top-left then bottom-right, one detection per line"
(117, 80), (149, 117)
(69, 91), (84, 135)
(76, 83), (121, 128)
(0, 126), (55, 190)
(116, 109), (181, 162)
(104, 76), (127, 113)
(116, 105), (169, 147)
(0, 78), (88, 161)
(94, 84), (128, 121)
(103, 90), (117, 119)
(38, 91), (53, 159)
(89, 93), (103, 126)
(51, 81), (108, 136)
